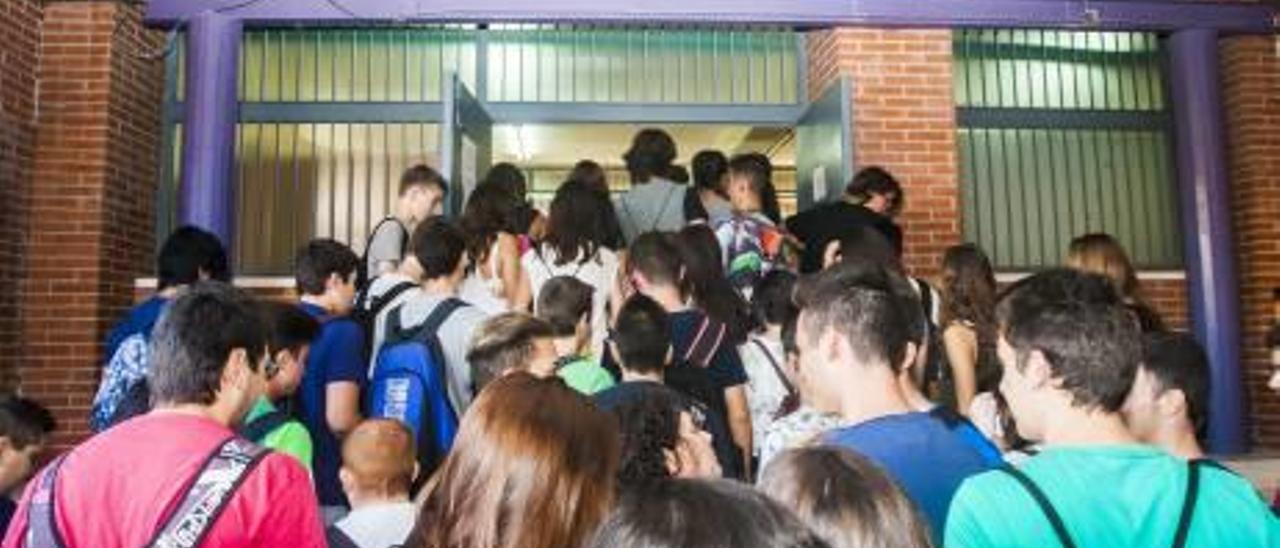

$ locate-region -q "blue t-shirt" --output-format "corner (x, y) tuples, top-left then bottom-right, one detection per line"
(298, 302), (366, 507)
(103, 296), (168, 360)
(825, 411), (996, 538)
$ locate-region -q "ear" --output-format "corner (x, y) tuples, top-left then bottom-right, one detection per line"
(898, 341), (920, 376)
(325, 272), (344, 292)
(1023, 349), (1054, 389)
(662, 447), (682, 476)
(0, 436), (13, 455)
(1157, 388), (1189, 421)
(223, 348), (253, 390)
(339, 467), (355, 492)
(822, 240), (841, 269)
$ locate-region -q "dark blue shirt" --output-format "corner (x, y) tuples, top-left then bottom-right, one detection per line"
(825, 411), (995, 538)
(298, 302), (366, 508)
(103, 296), (168, 361)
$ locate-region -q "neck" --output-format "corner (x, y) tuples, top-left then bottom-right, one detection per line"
(421, 276), (457, 296)
(1039, 399), (1139, 447)
(1150, 423), (1206, 460)
(347, 490), (410, 510)
(553, 337), (582, 358)
(837, 369), (913, 425)
(395, 202), (415, 226)
(622, 369), (663, 384)
(898, 375), (935, 412)
(645, 286), (686, 313)
(300, 294), (332, 313)
(152, 402), (237, 428)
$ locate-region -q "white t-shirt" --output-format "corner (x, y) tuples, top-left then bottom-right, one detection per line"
(523, 245), (619, 357)
(738, 333), (791, 455)
(333, 501), (416, 548)
(458, 240), (510, 315)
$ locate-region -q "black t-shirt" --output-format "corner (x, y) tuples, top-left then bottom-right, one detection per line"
(785, 201), (903, 274)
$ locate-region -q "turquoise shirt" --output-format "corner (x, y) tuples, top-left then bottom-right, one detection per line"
(946, 445), (1278, 547)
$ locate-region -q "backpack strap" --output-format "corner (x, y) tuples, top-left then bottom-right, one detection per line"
(146, 437), (272, 548)
(25, 455), (69, 548)
(650, 185), (681, 232)
(998, 464), (1077, 548)
(419, 298), (468, 338)
(1172, 459), (1206, 548)
(325, 525), (362, 548)
(237, 408), (292, 444)
(370, 281), (419, 318)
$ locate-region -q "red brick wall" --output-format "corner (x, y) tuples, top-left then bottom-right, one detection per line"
(1222, 35), (1280, 450)
(18, 2), (164, 448)
(807, 28), (961, 277)
(0, 0), (43, 391)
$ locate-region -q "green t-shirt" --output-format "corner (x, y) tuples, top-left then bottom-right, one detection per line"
(945, 445), (1278, 547)
(245, 397), (314, 473)
(557, 356), (616, 396)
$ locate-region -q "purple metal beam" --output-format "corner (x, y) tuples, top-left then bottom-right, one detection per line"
(145, 0), (1275, 33)
(178, 11), (242, 251)
(1169, 29), (1246, 454)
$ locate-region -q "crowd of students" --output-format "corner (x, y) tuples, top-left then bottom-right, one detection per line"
(0, 127), (1276, 547)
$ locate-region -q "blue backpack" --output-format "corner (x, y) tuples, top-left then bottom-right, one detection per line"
(366, 298), (467, 480)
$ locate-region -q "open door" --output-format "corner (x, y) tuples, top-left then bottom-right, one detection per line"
(794, 76), (853, 213)
(439, 73), (493, 217)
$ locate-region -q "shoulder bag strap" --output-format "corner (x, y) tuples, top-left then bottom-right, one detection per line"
(1171, 460), (1204, 548)
(751, 338), (796, 399)
(326, 526), (362, 548)
(237, 409), (292, 444)
(25, 455), (70, 548)
(371, 281), (419, 318)
(997, 464), (1077, 548)
(146, 437), (272, 548)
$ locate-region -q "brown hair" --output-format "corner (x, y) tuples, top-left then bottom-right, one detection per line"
(467, 313), (555, 393)
(1066, 233), (1141, 303)
(941, 243), (997, 341)
(410, 373), (619, 548)
(342, 419), (417, 496)
(536, 276), (594, 337)
(759, 447), (933, 548)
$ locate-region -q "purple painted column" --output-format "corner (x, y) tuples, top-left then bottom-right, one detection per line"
(178, 10), (241, 250)
(1168, 29), (1246, 454)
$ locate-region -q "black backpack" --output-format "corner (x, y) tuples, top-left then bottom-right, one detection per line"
(350, 279), (419, 362)
(358, 217), (410, 289)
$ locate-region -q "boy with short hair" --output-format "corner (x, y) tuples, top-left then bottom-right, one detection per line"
(295, 239), (366, 521)
(716, 153), (785, 296)
(536, 276), (615, 395)
(329, 419), (419, 548)
(0, 396), (56, 533)
(946, 269), (1278, 546)
(240, 301), (321, 470)
(467, 312), (558, 394)
(365, 164), (448, 278)
(1122, 331), (1210, 461)
(593, 294), (676, 410)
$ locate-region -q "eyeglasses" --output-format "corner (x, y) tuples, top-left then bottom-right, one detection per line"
(684, 400), (709, 431)
(262, 354), (281, 380)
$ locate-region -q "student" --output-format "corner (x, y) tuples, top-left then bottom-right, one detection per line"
(675, 224), (757, 345)
(593, 294), (676, 410)
(467, 312), (558, 393)
(615, 129), (687, 242)
(619, 233), (753, 479)
(383, 219), (490, 415)
(365, 164), (447, 279)
(946, 269), (1278, 547)
(92, 225), (229, 432)
(567, 160), (626, 250)
(536, 276), (615, 395)
(523, 180), (622, 355)
(457, 183), (532, 314)
(359, 222), (429, 365)
(683, 149), (732, 224)
(794, 260), (995, 536)
(240, 301), (320, 471)
(1066, 232), (1164, 332)
(938, 244), (1001, 415)
(295, 239), (365, 521)
(759, 447), (933, 548)
(588, 479), (827, 548)
(1123, 331), (1211, 461)
(787, 166), (904, 274)
(738, 270), (800, 466)
(409, 373), (618, 548)
(715, 153), (787, 295)
(0, 396), (56, 534)
(3, 283), (324, 547)
(329, 420), (418, 548)
(604, 382), (722, 486)
(482, 162), (544, 245)
(569, 159), (611, 196)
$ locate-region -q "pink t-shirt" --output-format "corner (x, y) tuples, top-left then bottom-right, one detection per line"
(2, 413), (325, 548)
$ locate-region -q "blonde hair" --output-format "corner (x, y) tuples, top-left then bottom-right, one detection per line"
(342, 419), (417, 496)
(1066, 233), (1141, 302)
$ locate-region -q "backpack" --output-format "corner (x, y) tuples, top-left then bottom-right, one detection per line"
(351, 279), (419, 362)
(90, 333), (153, 432)
(25, 436), (270, 548)
(366, 299), (468, 484)
(717, 215), (782, 295)
(359, 217), (410, 289)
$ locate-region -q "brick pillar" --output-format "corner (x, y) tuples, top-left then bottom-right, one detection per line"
(0, 0), (42, 391)
(1222, 35), (1280, 450)
(807, 28), (961, 277)
(19, 2), (164, 448)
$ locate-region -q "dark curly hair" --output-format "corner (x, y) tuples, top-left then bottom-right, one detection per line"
(606, 384), (687, 487)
